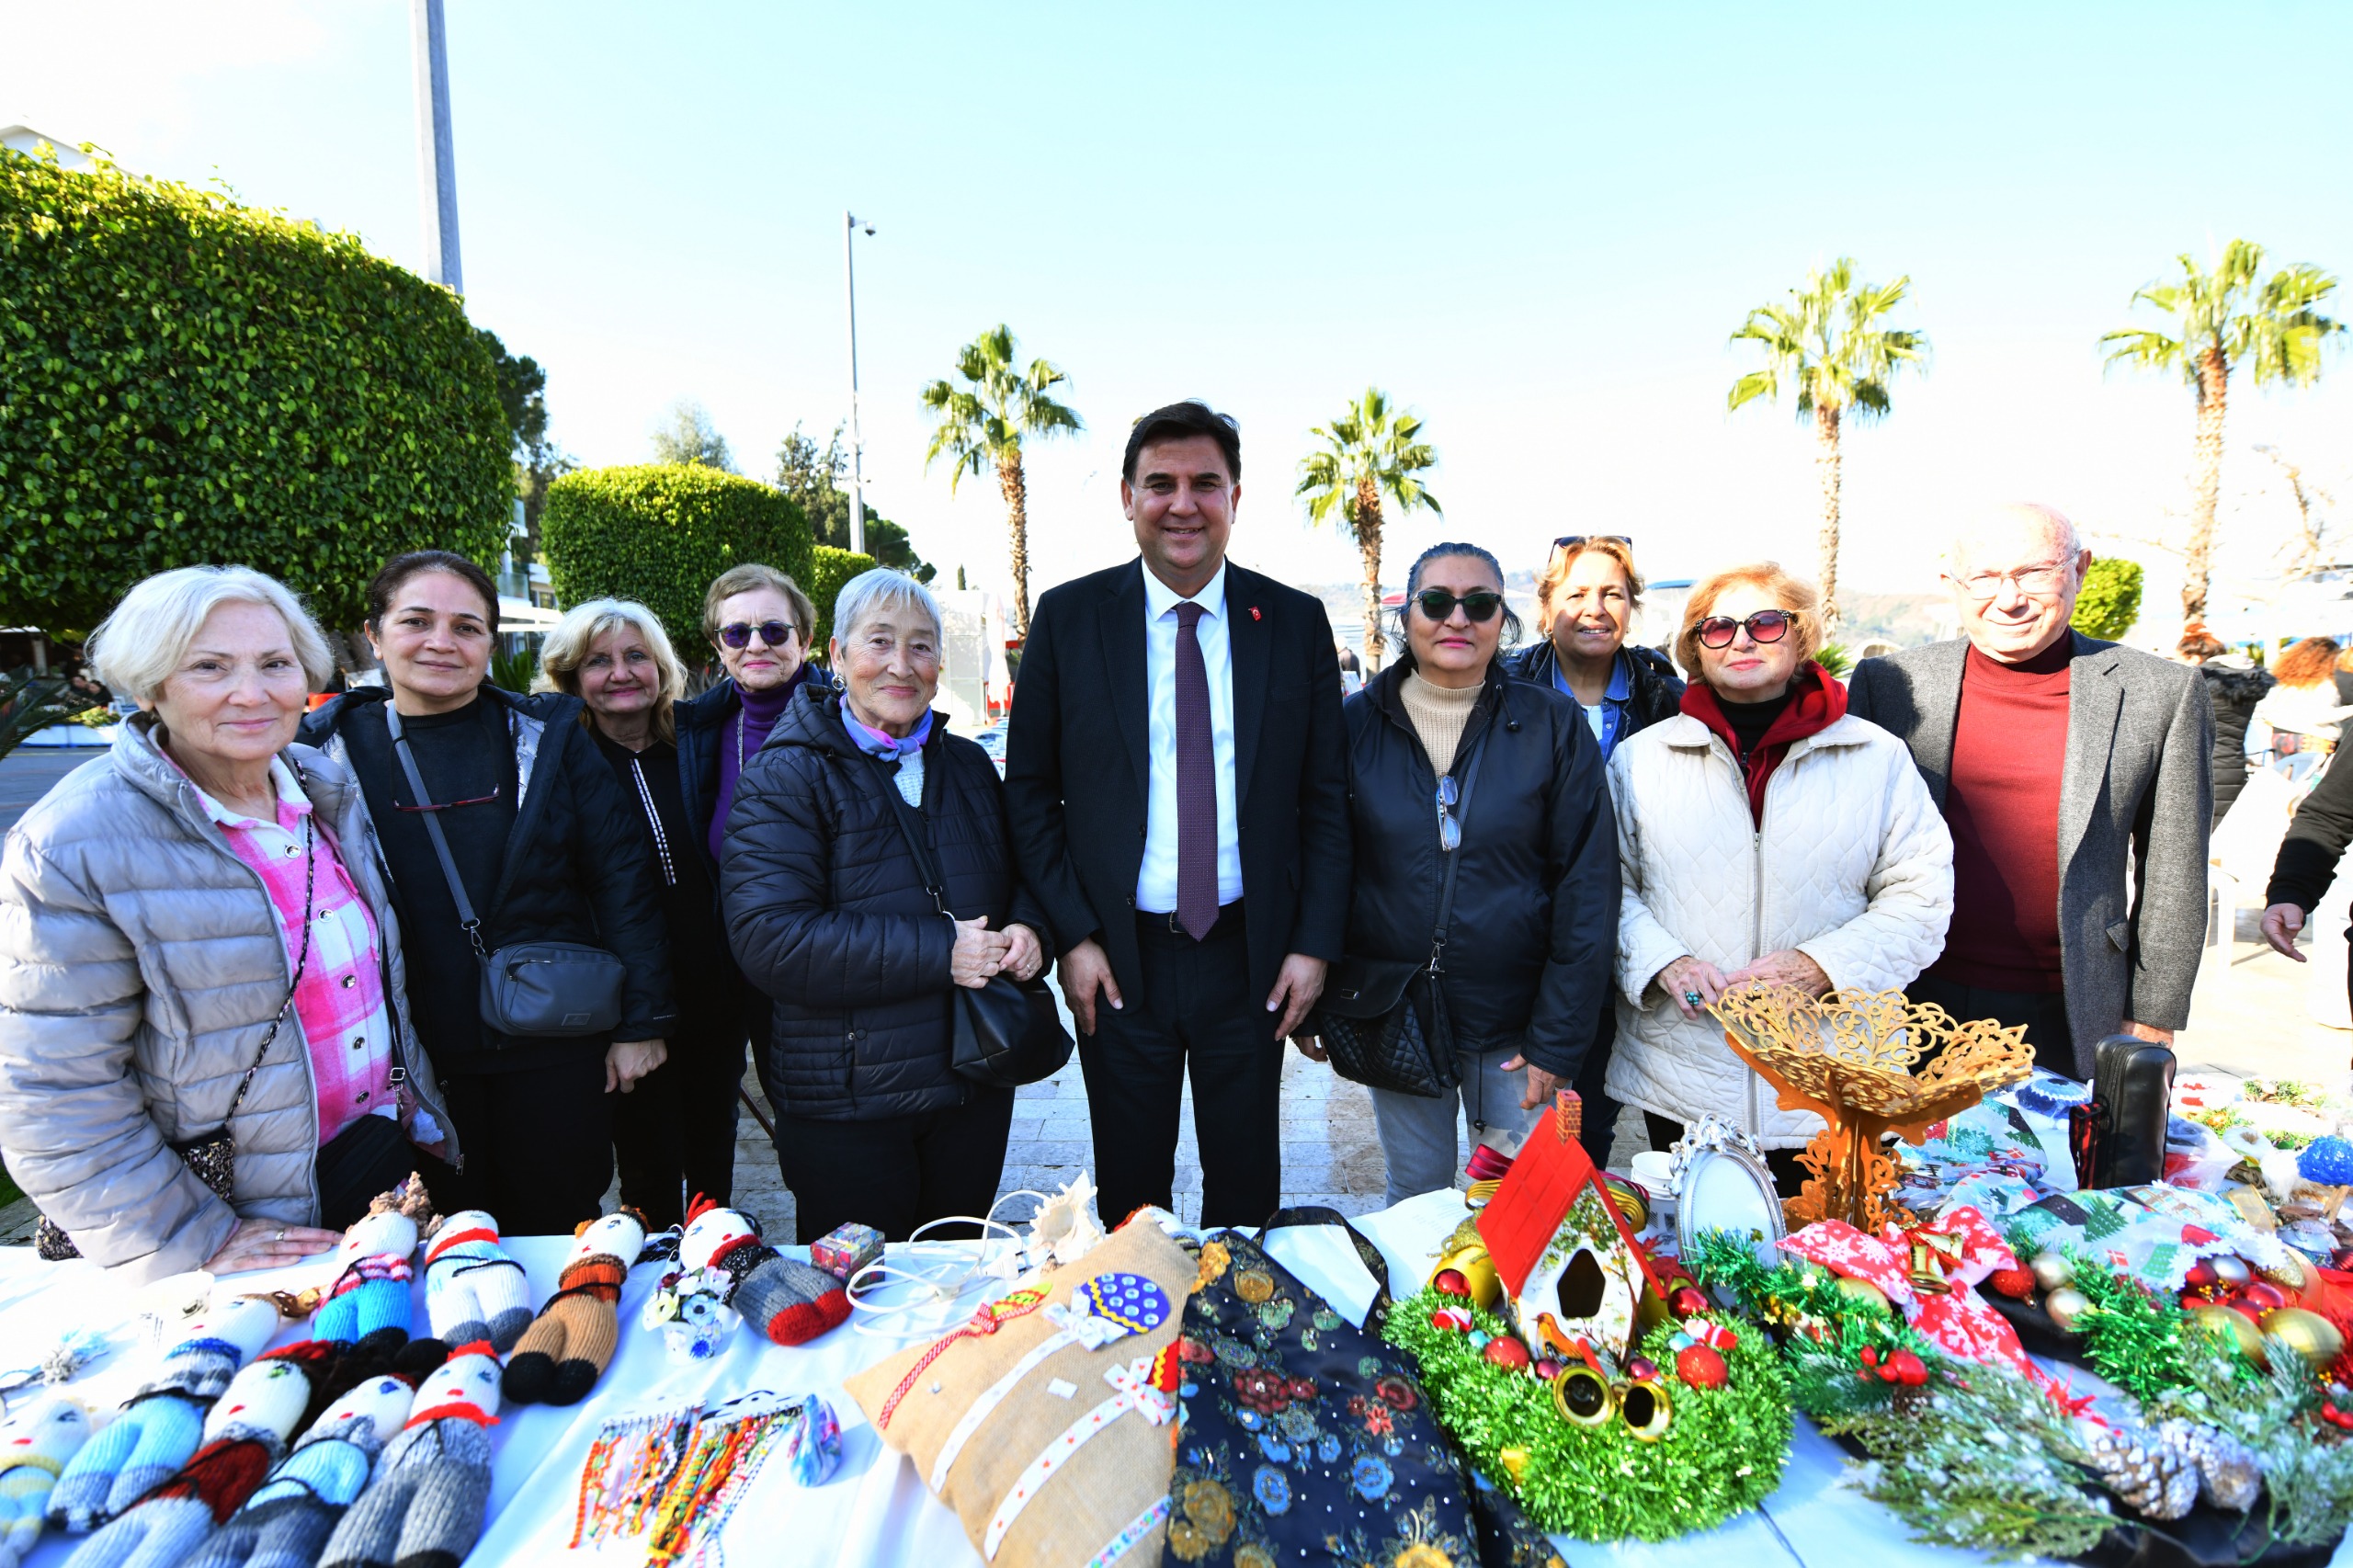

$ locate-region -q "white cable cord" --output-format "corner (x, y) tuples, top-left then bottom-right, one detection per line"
(843, 1190), (1051, 1340)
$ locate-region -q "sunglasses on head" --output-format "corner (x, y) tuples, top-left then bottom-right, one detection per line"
(1413, 589), (1504, 623)
(1695, 609), (1791, 649)
(720, 619), (798, 650)
(1552, 534), (1631, 551)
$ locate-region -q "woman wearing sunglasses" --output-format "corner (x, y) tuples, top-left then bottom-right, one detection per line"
(301, 552), (676, 1235)
(1606, 562), (1951, 1193)
(1304, 542), (1618, 1206)
(676, 563), (819, 874)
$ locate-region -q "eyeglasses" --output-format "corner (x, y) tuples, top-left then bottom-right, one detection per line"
(1413, 589), (1504, 623)
(1953, 565), (2070, 602)
(1552, 534), (1632, 551)
(1436, 775), (1462, 853)
(720, 620), (799, 650)
(1695, 609), (1792, 649)
(393, 784), (502, 813)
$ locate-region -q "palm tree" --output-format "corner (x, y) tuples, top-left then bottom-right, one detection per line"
(1296, 389), (1441, 670)
(1727, 258), (1927, 628)
(2102, 241), (2342, 620)
(919, 324), (1081, 637)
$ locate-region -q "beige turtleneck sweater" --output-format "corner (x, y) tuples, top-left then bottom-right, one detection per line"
(1400, 672), (1482, 775)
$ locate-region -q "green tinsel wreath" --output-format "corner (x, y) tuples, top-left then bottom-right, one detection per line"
(1382, 1286), (1792, 1540)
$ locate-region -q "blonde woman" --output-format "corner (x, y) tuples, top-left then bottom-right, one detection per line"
(1607, 562), (1951, 1193)
(1506, 535), (1683, 759)
(538, 598), (740, 1230)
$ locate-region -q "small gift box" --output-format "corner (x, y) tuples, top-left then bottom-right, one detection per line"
(810, 1221), (883, 1281)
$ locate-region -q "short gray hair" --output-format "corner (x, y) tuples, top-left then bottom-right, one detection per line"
(829, 568), (944, 652)
(84, 565), (335, 702)
(1953, 502), (2083, 569)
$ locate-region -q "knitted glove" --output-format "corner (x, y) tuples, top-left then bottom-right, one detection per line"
(680, 1199), (847, 1348)
(63, 1358), (311, 1568)
(502, 1210), (646, 1408)
(50, 1296), (282, 1532)
(420, 1211), (532, 1353)
(180, 1373), (415, 1568)
(317, 1347), (501, 1568)
(0, 1396), (92, 1568)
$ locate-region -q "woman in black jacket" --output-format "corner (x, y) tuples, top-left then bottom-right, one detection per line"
(2177, 624), (2273, 825)
(302, 552), (675, 1234)
(723, 569), (1048, 1243)
(1309, 542), (1619, 1206)
(2262, 744), (2353, 1012)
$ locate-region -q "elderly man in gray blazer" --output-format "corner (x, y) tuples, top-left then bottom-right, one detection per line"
(1847, 503), (2213, 1078)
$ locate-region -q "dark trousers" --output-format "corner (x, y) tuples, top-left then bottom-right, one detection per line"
(613, 1018), (745, 1231)
(1907, 971), (2077, 1078)
(1644, 1112), (1812, 1199)
(774, 1087), (1014, 1245)
(1572, 1002), (1621, 1173)
(427, 1057), (614, 1236)
(1079, 907), (1282, 1230)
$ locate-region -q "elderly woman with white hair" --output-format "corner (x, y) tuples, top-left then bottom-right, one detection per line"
(536, 597), (744, 1231)
(0, 566), (458, 1279)
(723, 568), (1051, 1242)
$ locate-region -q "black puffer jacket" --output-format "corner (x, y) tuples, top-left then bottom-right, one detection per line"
(301, 685), (678, 1055)
(1505, 639), (1685, 733)
(2201, 659), (2275, 824)
(1339, 664), (1619, 1077)
(723, 684), (1049, 1120)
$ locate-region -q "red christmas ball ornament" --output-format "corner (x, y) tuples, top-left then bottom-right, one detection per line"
(1433, 1268), (1471, 1299)
(1884, 1348), (1928, 1387)
(1676, 1344), (1729, 1389)
(1625, 1356), (1658, 1382)
(1986, 1267), (2035, 1301)
(2237, 1281), (2289, 1313)
(1533, 1358), (1562, 1381)
(2184, 1260), (2220, 1291)
(1668, 1286), (1711, 1319)
(1482, 1335), (1532, 1371)
(1430, 1307), (1474, 1333)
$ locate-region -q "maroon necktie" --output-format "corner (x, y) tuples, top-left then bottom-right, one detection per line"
(1174, 601), (1218, 940)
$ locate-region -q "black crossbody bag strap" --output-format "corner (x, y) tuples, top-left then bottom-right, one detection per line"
(868, 752), (953, 917)
(382, 704), (490, 961)
(1426, 729), (1489, 979)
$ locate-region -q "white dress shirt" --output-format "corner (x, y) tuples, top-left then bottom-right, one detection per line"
(1137, 561), (1245, 912)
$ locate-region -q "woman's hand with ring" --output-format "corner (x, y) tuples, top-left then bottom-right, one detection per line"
(998, 923), (1045, 983)
(205, 1216), (339, 1275)
(1656, 956), (1731, 1020)
(951, 915), (1011, 988)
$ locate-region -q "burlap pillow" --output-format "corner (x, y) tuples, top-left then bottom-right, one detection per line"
(844, 1218), (1195, 1568)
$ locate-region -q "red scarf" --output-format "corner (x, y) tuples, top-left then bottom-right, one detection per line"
(1680, 662), (1847, 824)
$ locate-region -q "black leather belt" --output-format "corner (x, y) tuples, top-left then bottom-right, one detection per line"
(1136, 898), (1246, 940)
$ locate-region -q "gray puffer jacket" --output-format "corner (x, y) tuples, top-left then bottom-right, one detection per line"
(0, 719), (456, 1280)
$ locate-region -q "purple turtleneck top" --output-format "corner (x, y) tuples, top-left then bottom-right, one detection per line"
(709, 667), (807, 862)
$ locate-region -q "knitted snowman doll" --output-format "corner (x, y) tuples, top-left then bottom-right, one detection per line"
(317, 1345), (501, 1568)
(0, 1396), (91, 1568)
(312, 1178), (435, 1349)
(420, 1210), (532, 1353)
(50, 1294), (283, 1532)
(180, 1372), (416, 1568)
(63, 1357), (311, 1568)
(678, 1199), (848, 1347)
(502, 1209), (645, 1407)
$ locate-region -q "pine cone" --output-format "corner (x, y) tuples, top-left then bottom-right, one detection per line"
(2083, 1424), (2199, 1521)
(2158, 1419), (2261, 1512)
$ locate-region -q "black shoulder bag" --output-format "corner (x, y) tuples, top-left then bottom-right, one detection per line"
(384, 703), (625, 1039)
(1309, 731), (1488, 1097)
(869, 751), (1073, 1089)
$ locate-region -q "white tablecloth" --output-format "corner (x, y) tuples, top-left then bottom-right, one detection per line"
(3, 1195), (2344, 1568)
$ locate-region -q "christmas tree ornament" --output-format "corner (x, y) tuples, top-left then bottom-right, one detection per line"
(1985, 1266), (2035, 1300)
(2157, 1419), (2260, 1512)
(1676, 1345), (1728, 1389)
(1483, 1336), (1530, 1370)
(2078, 1421), (2199, 1521)
(2187, 1304), (2267, 1367)
(2042, 1287), (2092, 1332)
(2206, 1255), (2252, 1289)
(2258, 1306), (2345, 1369)
(1833, 1277), (1893, 1316)
(2029, 1251), (2074, 1292)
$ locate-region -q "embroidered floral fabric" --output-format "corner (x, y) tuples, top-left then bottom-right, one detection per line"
(1163, 1226), (1561, 1568)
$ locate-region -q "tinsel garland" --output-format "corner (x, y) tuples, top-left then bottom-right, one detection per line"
(1382, 1285), (1791, 1540)
(1687, 1230), (1938, 1360)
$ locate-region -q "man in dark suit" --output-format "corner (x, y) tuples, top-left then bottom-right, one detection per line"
(1006, 401), (1351, 1227)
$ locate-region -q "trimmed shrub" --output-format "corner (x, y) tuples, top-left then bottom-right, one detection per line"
(804, 545), (879, 653)
(540, 464), (814, 653)
(0, 149), (511, 633)
(2071, 557), (2143, 642)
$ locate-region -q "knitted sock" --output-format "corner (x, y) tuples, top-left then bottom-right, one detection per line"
(732, 1254), (849, 1347)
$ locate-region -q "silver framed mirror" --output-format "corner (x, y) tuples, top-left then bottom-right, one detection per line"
(1670, 1116), (1786, 1267)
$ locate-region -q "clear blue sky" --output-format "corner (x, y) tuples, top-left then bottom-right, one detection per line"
(8, 2), (2349, 627)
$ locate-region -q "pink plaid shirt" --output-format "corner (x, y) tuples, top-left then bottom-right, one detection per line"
(188, 756), (397, 1147)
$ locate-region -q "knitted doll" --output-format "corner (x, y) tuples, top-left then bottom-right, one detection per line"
(317, 1346), (501, 1568)
(63, 1357), (311, 1568)
(501, 1209), (646, 1407)
(677, 1199), (848, 1347)
(50, 1294), (283, 1531)
(179, 1373), (415, 1568)
(252, 1339), (449, 1455)
(312, 1178), (435, 1349)
(419, 1210), (532, 1354)
(0, 1395), (91, 1568)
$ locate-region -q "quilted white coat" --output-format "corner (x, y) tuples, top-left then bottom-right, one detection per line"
(1604, 711), (1954, 1148)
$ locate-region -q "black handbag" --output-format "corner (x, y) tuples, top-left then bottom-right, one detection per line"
(870, 753), (1074, 1089)
(1310, 733), (1487, 1097)
(2076, 1033), (2177, 1188)
(386, 703), (625, 1039)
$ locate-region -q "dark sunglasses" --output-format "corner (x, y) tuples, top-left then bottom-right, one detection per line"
(1413, 589), (1504, 623)
(1695, 609), (1792, 649)
(720, 619), (798, 650)
(1552, 534), (1632, 551)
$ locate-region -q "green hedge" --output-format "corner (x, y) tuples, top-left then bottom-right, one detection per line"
(540, 464), (814, 655)
(805, 544), (878, 653)
(2071, 557), (2143, 642)
(0, 148), (511, 632)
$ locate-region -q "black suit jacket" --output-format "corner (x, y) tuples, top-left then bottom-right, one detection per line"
(1005, 558), (1352, 1005)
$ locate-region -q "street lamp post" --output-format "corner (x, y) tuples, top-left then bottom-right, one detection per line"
(410, 0), (462, 292)
(844, 211), (874, 555)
